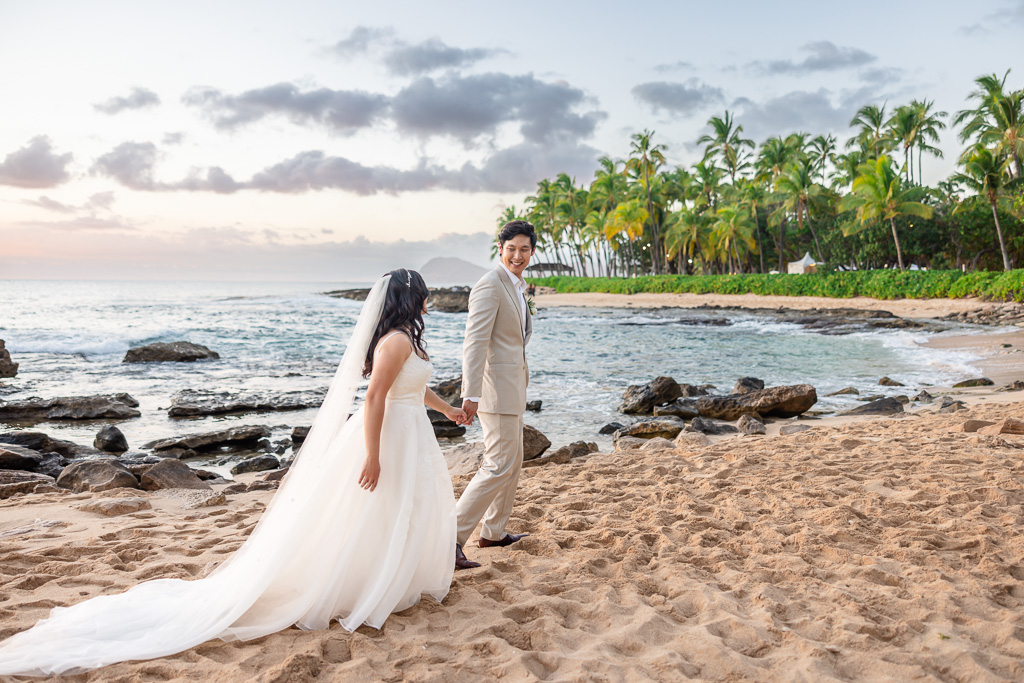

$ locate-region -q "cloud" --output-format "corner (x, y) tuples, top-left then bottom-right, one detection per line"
(183, 83), (389, 133)
(443, 140), (601, 193)
(91, 141), (158, 189)
(383, 38), (504, 76)
(753, 41), (876, 75)
(21, 195), (77, 213)
(631, 79), (724, 117)
(731, 88), (874, 142)
(391, 73), (605, 144)
(653, 61), (693, 74)
(330, 26), (394, 57)
(162, 132), (184, 145)
(0, 137), (73, 188)
(18, 216), (136, 231)
(859, 67), (903, 85)
(93, 87), (161, 114)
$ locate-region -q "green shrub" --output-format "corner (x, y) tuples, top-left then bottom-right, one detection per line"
(527, 269), (1024, 302)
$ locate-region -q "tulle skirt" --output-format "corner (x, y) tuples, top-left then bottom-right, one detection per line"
(0, 401), (456, 676)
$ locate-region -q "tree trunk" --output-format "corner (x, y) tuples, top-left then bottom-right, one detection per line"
(804, 202), (824, 263)
(991, 200), (1012, 271)
(777, 215), (787, 273)
(889, 216), (905, 270)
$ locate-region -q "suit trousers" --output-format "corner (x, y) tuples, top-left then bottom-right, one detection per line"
(455, 411), (524, 546)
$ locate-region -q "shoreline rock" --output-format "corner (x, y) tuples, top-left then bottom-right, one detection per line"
(124, 341), (220, 363)
(0, 394), (140, 421)
(167, 388), (326, 418)
(0, 340), (18, 378)
(696, 384), (817, 421)
(325, 287), (471, 313)
(145, 425), (271, 459)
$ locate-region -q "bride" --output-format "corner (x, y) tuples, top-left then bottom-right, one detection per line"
(0, 269), (470, 676)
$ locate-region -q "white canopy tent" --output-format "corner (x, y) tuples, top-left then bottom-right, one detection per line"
(787, 252), (817, 274)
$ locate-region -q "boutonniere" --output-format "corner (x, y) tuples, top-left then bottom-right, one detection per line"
(526, 297), (536, 315)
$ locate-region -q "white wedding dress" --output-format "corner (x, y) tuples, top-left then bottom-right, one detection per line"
(0, 276), (456, 676)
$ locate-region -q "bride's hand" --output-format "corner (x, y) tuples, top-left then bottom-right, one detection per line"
(448, 407), (470, 425)
(358, 457), (380, 492)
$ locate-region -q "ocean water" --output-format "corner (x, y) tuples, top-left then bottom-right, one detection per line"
(0, 280), (984, 462)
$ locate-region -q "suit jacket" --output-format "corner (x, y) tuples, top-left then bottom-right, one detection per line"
(461, 266), (532, 415)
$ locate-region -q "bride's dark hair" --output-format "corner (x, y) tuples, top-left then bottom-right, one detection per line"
(362, 269), (429, 378)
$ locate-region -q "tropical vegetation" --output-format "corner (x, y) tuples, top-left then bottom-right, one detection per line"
(502, 71), (1024, 283)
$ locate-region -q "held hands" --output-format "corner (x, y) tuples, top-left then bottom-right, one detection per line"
(358, 457), (380, 492)
(447, 406), (471, 426)
(460, 399), (478, 426)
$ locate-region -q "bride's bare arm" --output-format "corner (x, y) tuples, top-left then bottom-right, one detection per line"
(360, 334), (412, 491)
(424, 387), (468, 424)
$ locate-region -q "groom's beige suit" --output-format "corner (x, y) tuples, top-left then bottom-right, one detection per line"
(457, 265), (532, 546)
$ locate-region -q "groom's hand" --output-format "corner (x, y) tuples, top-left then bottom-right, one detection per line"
(461, 399), (478, 425)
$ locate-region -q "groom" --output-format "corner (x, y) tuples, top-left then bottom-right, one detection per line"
(455, 220), (536, 570)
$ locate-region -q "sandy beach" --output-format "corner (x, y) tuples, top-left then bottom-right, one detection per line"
(2, 293), (1024, 682)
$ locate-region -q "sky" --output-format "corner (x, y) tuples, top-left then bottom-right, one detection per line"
(1, 0), (1022, 281)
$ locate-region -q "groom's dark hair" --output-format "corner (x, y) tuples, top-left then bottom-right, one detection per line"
(498, 220), (537, 250)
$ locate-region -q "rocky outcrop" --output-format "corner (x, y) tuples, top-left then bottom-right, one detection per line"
(912, 390), (933, 402)
(123, 341), (219, 363)
(523, 425), (551, 460)
(878, 377), (904, 387)
(977, 418), (1024, 435)
(1001, 380), (1024, 391)
(167, 388), (326, 417)
(140, 459), (212, 491)
(692, 304), (933, 335)
(841, 397), (904, 416)
(230, 455), (280, 475)
(430, 376), (462, 405)
(426, 409), (466, 438)
(620, 377), (682, 414)
(0, 470), (56, 498)
(828, 387), (859, 396)
(94, 425), (129, 453)
(325, 288), (471, 313)
(526, 400), (542, 412)
(732, 378), (765, 395)
(616, 417), (686, 440)
(685, 417), (738, 435)
(674, 432), (713, 448)
(523, 441), (597, 468)
(0, 444), (43, 471)
(953, 377), (994, 388)
(56, 460), (140, 493)
(599, 422), (626, 435)
(737, 414), (766, 435)
(938, 303), (1024, 326)
(291, 426), (310, 444)
(0, 394), (140, 421)
(696, 384), (817, 421)
(938, 398), (967, 413)
(653, 399), (699, 419)
(77, 497), (152, 517)
(0, 340), (17, 378)
(0, 431), (101, 459)
(145, 425), (271, 458)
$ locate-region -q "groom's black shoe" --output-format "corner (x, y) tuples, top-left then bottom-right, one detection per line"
(478, 533), (529, 548)
(455, 544), (481, 570)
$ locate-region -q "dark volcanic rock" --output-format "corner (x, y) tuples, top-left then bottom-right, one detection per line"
(36, 453), (69, 479)
(56, 459), (140, 493)
(953, 377), (994, 388)
(140, 459), (212, 491)
(167, 388), (326, 418)
(599, 422), (626, 435)
(0, 470), (56, 499)
(828, 387), (859, 396)
(841, 397), (904, 416)
(938, 397), (967, 413)
(678, 383), (710, 398)
(0, 431), (102, 458)
(732, 378), (765, 395)
(145, 425), (272, 458)
(523, 441), (597, 468)
(523, 425), (552, 461)
(686, 417), (738, 435)
(230, 455), (280, 475)
(426, 409), (466, 438)
(620, 377), (682, 414)
(878, 377), (905, 387)
(696, 384), (818, 421)
(0, 393), (140, 421)
(616, 417), (686, 440)
(912, 390), (934, 402)
(1001, 380), (1024, 392)
(0, 340), (18, 378)
(526, 400), (542, 412)
(123, 341), (219, 363)
(430, 376), (463, 406)
(654, 399), (699, 419)
(94, 425), (129, 453)
(0, 444), (43, 471)
(737, 414), (766, 435)
(326, 288), (470, 313)
(291, 426), (310, 444)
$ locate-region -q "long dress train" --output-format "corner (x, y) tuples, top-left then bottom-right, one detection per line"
(0, 287), (455, 676)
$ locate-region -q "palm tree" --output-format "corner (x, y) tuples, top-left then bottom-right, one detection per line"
(664, 206), (709, 274)
(839, 155), (934, 270)
(589, 156), (628, 214)
(711, 205), (757, 273)
(736, 179), (769, 273)
(847, 103), (893, 158)
(756, 134), (806, 271)
(809, 134), (837, 185)
(606, 199), (649, 277)
(886, 105), (919, 182)
(692, 154), (727, 212)
(955, 71), (1024, 178)
(626, 129), (668, 273)
(526, 179), (566, 273)
(911, 99), (947, 183)
(553, 173), (590, 276)
(697, 111), (754, 183)
(952, 147), (1016, 270)
(774, 157), (826, 262)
